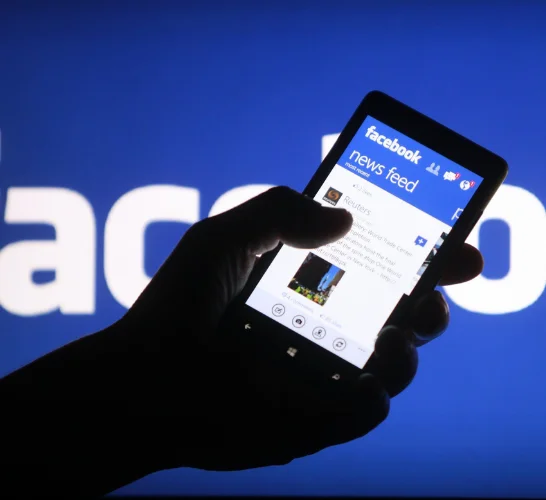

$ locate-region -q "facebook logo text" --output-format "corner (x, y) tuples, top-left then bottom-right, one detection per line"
(365, 125), (422, 164)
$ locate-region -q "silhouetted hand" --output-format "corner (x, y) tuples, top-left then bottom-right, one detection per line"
(118, 186), (484, 473)
(0, 187), (484, 498)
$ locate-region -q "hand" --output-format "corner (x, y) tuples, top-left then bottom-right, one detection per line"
(117, 186), (484, 474)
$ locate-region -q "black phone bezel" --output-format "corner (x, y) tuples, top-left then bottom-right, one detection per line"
(221, 90), (508, 384)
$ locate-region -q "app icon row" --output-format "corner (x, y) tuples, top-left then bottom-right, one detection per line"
(272, 304), (346, 351)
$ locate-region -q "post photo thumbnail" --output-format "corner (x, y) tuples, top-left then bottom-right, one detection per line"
(417, 231), (448, 276)
(288, 252), (345, 306)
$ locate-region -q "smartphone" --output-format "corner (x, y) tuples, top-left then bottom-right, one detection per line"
(221, 90), (508, 384)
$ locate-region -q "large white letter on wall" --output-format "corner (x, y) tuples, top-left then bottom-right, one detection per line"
(104, 185), (200, 309)
(0, 187), (96, 316)
(443, 184), (546, 314)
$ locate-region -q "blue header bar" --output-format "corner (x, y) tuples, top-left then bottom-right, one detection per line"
(338, 116), (483, 226)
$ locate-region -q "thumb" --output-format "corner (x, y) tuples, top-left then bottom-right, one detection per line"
(211, 186), (353, 255)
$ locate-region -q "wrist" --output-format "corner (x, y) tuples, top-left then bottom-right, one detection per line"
(0, 321), (160, 496)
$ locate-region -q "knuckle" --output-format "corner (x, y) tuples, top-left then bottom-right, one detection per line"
(183, 218), (208, 239)
(266, 185), (297, 203)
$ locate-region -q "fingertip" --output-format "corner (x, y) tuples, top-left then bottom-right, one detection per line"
(320, 206), (353, 227)
(440, 243), (484, 286)
(375, 325), (414, 358)
(465, 243), (485, 268)
(371, 326), (418, 397)
(412, 290), (450, 341)
(467, 245), (485, 278)
(294, 205), (353, 246)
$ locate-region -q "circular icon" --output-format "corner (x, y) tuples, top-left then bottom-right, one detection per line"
(312, 326), (327, 339)
(292, 315), (306, 328)
(333, 338), (346, 351)
(460, 180), (471, 191)
(272, 304), (286, 317)
(327, 189), (340, 201)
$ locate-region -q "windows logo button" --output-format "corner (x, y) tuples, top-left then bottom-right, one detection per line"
(287, 347), (298, 357)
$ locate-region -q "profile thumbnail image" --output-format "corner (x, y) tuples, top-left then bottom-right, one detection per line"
(417, 231), (448, 276)
(288, 252), (345, 306)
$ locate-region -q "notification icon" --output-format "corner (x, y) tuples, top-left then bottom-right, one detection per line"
(444, 171), (461, 181)
(460, 180), (476, 191)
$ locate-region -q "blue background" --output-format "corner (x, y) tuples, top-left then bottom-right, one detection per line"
(339, 116), (483, 226)
(0, 1), (545, 497)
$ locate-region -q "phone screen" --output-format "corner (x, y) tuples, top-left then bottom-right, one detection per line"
(246, 116), (483, 368)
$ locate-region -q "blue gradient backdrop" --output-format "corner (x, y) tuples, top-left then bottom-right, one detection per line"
(1, 1), (545, 497)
